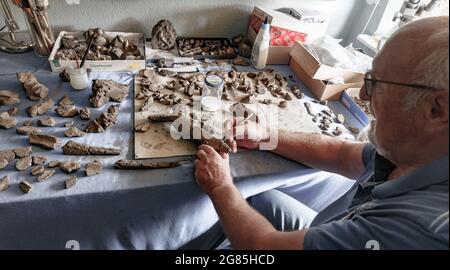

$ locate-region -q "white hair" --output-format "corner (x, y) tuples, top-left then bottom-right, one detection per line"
(403, 17), (449, 110)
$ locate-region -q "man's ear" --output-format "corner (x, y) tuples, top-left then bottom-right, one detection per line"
(423, 90), (449, 133)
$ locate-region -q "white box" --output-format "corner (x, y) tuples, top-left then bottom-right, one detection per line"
(49, 31), (146, 73)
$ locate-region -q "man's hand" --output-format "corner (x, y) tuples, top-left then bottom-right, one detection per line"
(195, 144), (233, 196)
(224, 119), (269, 153)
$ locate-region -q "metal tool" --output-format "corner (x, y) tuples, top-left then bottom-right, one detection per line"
(0, 0), (33, 53)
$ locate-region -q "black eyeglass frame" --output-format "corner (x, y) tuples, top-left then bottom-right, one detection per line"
(363, 72), (436, 97)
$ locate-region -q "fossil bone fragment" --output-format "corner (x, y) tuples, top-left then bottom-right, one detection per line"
(55, 105), (79, 117)
(16, 126), (42, 135)
(0, 112), (17, 129)
(48, 160), (61, 168)
(0, 176), (9, 191)
(16, 72), (49, 101)
(33, 156), (48, 166)
(16, 156), (32, 171)
(135, 122), (151, 132)
(38, 117), (56, 127)
(114, 160), (185, 170)
(65, 126), (86, 137)
(13, 147), (32, 158)
(8, 107), (18, 116)
(26, 99), (54, 117)
(0, 90), (20, 105)
(0, 150), (15, 162)
(29, 134), (58, 150)
(85, 160), (103, 176)
(151, 20), (177, 50)
(89, 80), (129, 108)
(37, 169), (55, 182)
(79, 107), (91, 119)
(65, 175), (77, 189)
(31, 165), (45, 176)
(19, 181), (33, 193)
(62, 141), (121, 156)
(60, 160), (81, 173)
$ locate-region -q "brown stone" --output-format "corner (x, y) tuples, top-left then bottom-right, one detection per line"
(13, 147), (32, 158)
(65, 126), (86, 137)
(16, 156), (32, 171)
(0, 90), (20, 105)
(135, 122), (151, 132)
(26, 99), (54, 117)
(65, 175), (77, 189)
(0, 176), (9, 191)
(60, 160), (81, 173)
(32, 155), (47, 165)
(16, 126), (42, 135)
(59, 96), (74, 106)
(48, 160), (60, 168)
(55, 105), (79, 117)
(0, 150), (15, 162)
(0, 111), (17, 129)
(114, 159), (184, 169)
(62, 140), (121, 155)
(16, 72), (49, 101)
(19, 180), (33, 193)
(89, 80), (129, 108)
(64, 120), (75, 127)
(37, 169), (55, 182)
(150, 20), (177, 50)
(79, 107), (91, 120)
(38, 117), (56, 127)
(31, 165), (45, 176)
(85, 160), (103, 176)
(7, 107), (18, 116)
(23, 120), (33, 126)
(29, 134), (58, 150)
(0, 158), (8, 170)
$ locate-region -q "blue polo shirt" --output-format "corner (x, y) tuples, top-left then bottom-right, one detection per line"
(304, 144), (449, 250)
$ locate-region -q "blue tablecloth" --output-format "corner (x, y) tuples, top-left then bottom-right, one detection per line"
(0, 51), (361, 249)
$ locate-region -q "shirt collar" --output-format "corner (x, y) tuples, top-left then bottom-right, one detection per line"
(372, 155), (449, 199)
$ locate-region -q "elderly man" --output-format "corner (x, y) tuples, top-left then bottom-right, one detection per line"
(194, 16), (449, 250)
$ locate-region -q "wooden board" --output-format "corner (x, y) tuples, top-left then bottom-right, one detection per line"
(134, 69), (321, 159)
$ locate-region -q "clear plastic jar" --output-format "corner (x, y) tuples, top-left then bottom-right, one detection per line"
(201, 75), (224, 112)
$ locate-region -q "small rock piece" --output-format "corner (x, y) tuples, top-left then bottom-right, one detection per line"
(16, 156), (32, 171)
(65, 175), (77, 189)
(16, 126), (42, 135)
(60, 160), (81, 173)
(29, 134), (58, 150)
(0, 90), (20, 105)
(13, 147), (32, 158)
(65, 121), (75, 127)
(23, 120), (33, 126)
(0, 111), (17, 129)
(31, 165), (45, 176)
(32, 156), (48, 165)
(0, 158), (8, 170)
(85, 160), (103, 176)
(86, 105), (119, 133)
(279, 101), (288, 109)
(19, 180), (33, 193)
(135, 122), (151, 133)
(7, 107), (18, 117)
(89, 80), (129, 108)
(0, 150), (15, 163)
(151, 20), (177, 50)
(79, 107), (91, 120)
(0, 176), (10, 191)
(65, 126), (86, 138)
(17, 72), (49, 101)
(59, 96), (74, 106)
(48, 160), (60, 168)
(55, 105), (79, 117)
(37, 169), (55, 182)
(38, 117), (56, 127)
(62, 141), (121, 155)
(26, 99), (54, 117)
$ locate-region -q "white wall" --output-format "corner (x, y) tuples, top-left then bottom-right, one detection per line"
(3, 0), (366, 45)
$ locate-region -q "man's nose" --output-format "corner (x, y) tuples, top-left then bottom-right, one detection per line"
(359, 84), (370, 101)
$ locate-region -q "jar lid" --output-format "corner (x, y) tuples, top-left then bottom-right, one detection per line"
(205, 75), (223, 88)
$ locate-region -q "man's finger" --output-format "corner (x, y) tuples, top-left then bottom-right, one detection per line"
(196, 150), (208, 160)
(225, 139), (237, 153)
(199, 144), (216, 154)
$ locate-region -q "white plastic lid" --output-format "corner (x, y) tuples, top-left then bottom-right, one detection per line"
(205, 75), (223, 88)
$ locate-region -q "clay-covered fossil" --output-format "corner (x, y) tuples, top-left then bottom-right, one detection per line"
(26, 99), (54, 117)
(60, 160), (81, 173)
(89, 80), (129, 108)
(16, 72), (49, 101)
(0, 90), (20, 105)
(0, 112), (17, 129)
(114, 159), (184, 170)
(62, 140), (121, 155)
(29, 134), (59, 150)
(151, 20), (177, 50)
(85, 160), (103, 176)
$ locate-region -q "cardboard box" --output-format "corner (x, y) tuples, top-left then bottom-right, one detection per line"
(49, 31), (146, 73)
(289, 41), (364, 101)
(247, 6), (327, 65)
(290, 41), (365, 81)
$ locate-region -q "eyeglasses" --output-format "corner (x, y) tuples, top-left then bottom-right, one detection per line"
(364, 71), (436, 97)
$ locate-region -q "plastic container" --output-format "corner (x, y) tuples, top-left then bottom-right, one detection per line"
(250, 17), (271, 69)
(68, 67), (89, 90)
(201, 75), (224, 112)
